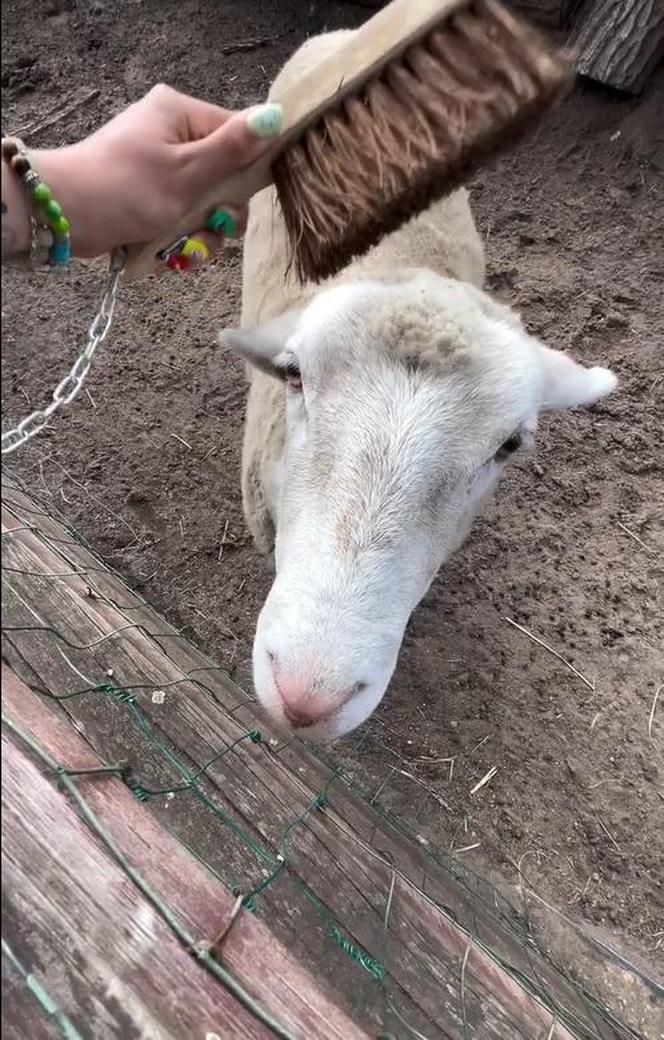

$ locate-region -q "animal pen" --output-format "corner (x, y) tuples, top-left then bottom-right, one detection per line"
(2, 468), (656, 1038)
(2, 0), (663, 1038)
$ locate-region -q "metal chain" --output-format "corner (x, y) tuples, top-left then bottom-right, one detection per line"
(1, 248), (126, 456)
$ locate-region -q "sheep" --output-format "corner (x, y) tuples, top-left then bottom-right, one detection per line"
(220, 30), (617, 744)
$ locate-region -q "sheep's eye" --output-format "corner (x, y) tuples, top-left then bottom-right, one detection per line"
(495, 431), (522, 462)
(283, 362), (302, 392)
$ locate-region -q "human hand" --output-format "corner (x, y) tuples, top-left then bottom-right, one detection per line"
(31, 85), (283, 266)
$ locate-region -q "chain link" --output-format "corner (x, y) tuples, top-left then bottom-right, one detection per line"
(2, 249), (126, 455)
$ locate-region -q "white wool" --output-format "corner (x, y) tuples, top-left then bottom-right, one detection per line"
(220, 32), (617, 742)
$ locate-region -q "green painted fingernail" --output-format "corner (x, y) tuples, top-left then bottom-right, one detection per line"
(247, 103), (283, 139)
(206, 208), (236, 235)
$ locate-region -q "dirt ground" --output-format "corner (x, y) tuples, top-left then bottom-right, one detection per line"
(2, 0), (663, 1025)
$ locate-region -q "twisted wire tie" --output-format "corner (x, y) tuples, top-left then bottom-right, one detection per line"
(326, 925), (385, 981)
(95, 682), (135, 705)
(232, 886), (258, 913)
(193, 893), (246, 960)
(126, 780), (150, 802)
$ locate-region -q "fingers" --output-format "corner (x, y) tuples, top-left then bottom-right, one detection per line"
(188, 207), (245, 267)
(137, 85), (277, 269)
(184, 230), (224, 268)
(190, 204), (247, 266)
(157, 204), (248, 274)
(145, 84), (234, 142)
(181, 96), (234, 141)
(180, 103), (283, 195)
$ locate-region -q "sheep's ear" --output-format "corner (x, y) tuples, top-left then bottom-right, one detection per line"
(538, 345), (618, 410)
(219, 310), (302, 379)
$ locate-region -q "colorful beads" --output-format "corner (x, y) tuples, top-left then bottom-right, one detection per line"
(12, 154), (31, 176)
(44, 199), (62, 221)
(33, 182), (52, 206)
(166, 253), (190, 271)
(161, 234), (212, 272)
(1, 138), (20, 160)
(2, 136), (72, 269)
(49, 238), (71, 266)
(180, 236), (209, 261)
(51, 215), (70, 236)
(205, 207), (236, 236)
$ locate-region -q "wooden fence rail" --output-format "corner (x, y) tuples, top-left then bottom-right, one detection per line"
(2, 474), (640, 1039)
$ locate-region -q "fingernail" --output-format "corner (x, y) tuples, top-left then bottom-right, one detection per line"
(166, 253), (189, 271)
(205, 208), (236, 236)
(247, 103), (283, 139)
(181, 236), (210, 261)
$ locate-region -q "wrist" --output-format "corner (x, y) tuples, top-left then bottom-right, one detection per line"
(34, 144), (121, 259)
(1, 154), (33, 259)
(32, 147), (83, 254)
(2, 140), (78, 266)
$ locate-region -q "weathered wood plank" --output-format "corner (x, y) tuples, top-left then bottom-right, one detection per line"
(1, 622), (584, 1040)
(571, 0), (664, 94)
(2, 517), (440, 1035)
(2, 733), (272, 1039)
(2, 477), (632, 1039)
(2, 947), (62, 1040)
(1, 559), (505, 1039)
(2, 665), (369, 1040)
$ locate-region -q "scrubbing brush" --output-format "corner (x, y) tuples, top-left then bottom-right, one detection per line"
(123, 0), (572, 283)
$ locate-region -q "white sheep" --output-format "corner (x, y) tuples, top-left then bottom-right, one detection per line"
(220, 30), (617, 743)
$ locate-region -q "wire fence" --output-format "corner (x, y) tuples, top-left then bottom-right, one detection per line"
(1, 466), (657, 1040)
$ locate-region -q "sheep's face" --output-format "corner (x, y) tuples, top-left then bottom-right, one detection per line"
(221, 274), (617, 743)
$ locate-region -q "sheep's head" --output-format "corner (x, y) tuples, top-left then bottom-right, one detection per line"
(221, 274), (617, 743)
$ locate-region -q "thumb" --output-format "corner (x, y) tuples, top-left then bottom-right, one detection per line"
(182, 103), (283, 193)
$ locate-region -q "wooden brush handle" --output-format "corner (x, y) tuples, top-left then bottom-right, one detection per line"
(121, 0), (471, 280)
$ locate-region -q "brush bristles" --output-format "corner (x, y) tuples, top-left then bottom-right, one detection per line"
(273, 0), (572, 284)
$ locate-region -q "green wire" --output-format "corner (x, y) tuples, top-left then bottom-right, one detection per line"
(1, 479), (644, 1040)
(2, 713), (298, 1040)
(2, 938), (84, 1040)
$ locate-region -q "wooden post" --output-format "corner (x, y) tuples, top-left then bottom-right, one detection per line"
(571, 0), (664, 94)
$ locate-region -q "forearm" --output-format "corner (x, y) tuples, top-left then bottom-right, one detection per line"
(2, 141), (151, 262)
(1, 156), (32, 261)
(2, 93), (280, 268)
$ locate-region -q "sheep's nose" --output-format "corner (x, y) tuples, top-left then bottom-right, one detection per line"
(283, 702), (318, 729)
(277, 676), (335, 729)
(269, 653), (353, 730)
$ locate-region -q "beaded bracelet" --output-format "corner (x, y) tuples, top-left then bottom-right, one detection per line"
(1, 136), (71, 267)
